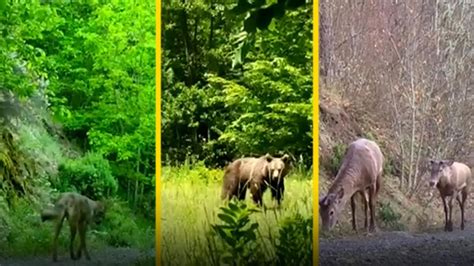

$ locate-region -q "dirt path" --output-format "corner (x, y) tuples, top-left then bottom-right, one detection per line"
(0, 247), (155, 266)
(320, 227), (474, 266)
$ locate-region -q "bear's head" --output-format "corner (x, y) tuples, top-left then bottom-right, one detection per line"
(264, 153), (291, 181)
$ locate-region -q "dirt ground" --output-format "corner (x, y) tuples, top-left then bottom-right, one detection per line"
(320, 227), (474, 266)
(0, 247), (155, 266)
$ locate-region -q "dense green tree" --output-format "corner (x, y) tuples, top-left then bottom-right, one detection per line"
(162, 0), (312, 167)
(0, 0), (155, 213)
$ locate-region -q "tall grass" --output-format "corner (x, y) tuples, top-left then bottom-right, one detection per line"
(161, 163), (312, 265)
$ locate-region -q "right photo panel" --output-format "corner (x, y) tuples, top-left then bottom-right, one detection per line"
(318, 1), (473, 265)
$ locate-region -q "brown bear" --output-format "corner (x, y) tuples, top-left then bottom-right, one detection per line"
(221, 153), (291, 206)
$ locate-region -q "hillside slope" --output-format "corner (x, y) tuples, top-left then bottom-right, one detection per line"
(318, 88), (474, 236)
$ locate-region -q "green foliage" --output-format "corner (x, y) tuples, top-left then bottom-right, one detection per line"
(99, 200), (154, 249)
(57, 152), (118, 199)
(231, 0), (311, 65)
(0, 0), (154, 259)
(213, 59), (312, 161)
(162, 160), (223, 183)
(0, 197), (153, 257)
(329, 143), (346, 176)
(163, 0), (312, 169)
(212, 201), (261, 266)
(161, 167), (313, 265)
(1, 0), (155, 210)
(363, 131), (377, 141)
(0, 199), (53, 255)
(378, 202), (404, 230)
(275, 213), (312, 266)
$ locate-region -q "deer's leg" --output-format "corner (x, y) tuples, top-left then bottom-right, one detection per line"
(68, 220), (78, 260)
(459, 189), (467, 230)
(447, 194), (455, 232)
(52, 215), (66, 262)
(363, 190), (369, 230)
(441, 195), (449, 231)
(368, 184), (377, 233)
(350, 194), (357, 231)
(78, 220), (91, 260)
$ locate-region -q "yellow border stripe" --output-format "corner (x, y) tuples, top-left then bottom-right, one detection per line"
(312, 0), (320, 265)
(155, 0), (162, 264)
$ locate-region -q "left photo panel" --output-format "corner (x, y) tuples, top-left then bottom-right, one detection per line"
(0, 1), (156, 265)
(161, 0), (313, 265)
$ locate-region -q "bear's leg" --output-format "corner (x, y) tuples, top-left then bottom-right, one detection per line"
(270, 180), (284, 208)
(250, 182), (263, 207)
(238, 181), (247, 200)
(276, 181), (284, 207)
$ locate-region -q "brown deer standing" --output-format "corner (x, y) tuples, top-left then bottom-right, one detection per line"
(428, 160), (472, 231)
(319, 138), (384, 233)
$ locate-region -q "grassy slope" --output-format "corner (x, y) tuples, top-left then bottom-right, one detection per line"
(161, 165), (312, 265)
(0, 103), (154, 257)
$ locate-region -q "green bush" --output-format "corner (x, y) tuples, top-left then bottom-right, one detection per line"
(0, 199), (62, 256)
(275, 213), (312, 266)
(162, 160), (223, 183)
(99, 201), (154, 249)
(57, 152), (118, 199)
(211, 201), (262, 266)
(378, 202), (404, 230)
(0, 197), (153, 256)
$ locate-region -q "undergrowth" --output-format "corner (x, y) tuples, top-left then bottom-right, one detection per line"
(161, 162), (312, 266)
(0, 197), (154, 256)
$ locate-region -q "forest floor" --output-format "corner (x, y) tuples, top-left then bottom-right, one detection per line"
(0, 247), (155, 266)
(320, 225), (474, 266)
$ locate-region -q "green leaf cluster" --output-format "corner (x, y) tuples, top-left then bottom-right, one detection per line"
(1, 1), (155, 212)
(163, 0), (312, 168)
(57, 152), (118, 199)
(212, 201), (261, 265)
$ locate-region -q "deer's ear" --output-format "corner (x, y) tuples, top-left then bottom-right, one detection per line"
(336, 188), (344, 200)
(319, 196), (328, 207)
(282, 154), (290, 162)
(445, 160), (454, 166)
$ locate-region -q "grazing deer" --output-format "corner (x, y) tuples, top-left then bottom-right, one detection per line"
(320, 138), (384, 233)
(428, 160), (472, 231)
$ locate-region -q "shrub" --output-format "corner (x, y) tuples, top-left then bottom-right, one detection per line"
(57, 152), (118, 199)
(211, 200), (262, 266)
(99, 200), (154, 249)
(378, 202), (404, 230)
(275, 213), (312, 266)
